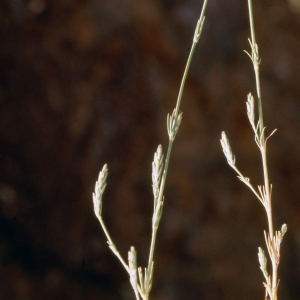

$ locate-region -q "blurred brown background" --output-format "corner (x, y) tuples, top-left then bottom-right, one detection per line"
(1, 0), (300, 299)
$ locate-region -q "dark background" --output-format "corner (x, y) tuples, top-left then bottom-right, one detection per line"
(1, 0), (300, 299)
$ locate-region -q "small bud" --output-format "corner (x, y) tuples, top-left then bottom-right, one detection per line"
(258, 247), (268, 278)
(193, 17), (205, 43)
(152, 145), (164, 199)
(128, 246), (137, 272)
(93, 164), (108, 219)
(128, 247), (139, 294)
(220, 132), (235, 167)
(167, 110), (182, 141)
(281, 224), (287, 237)
(246, 93), (255, 129)
(278, 223), (288, 242)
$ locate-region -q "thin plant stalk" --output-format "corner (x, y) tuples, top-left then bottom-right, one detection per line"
(92, 1), (209, 299)
(147, 0), (208, 274)
(220, 1), (287, 299)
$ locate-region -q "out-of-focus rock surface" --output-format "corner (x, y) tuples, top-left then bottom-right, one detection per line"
(0, 0), (300, 299)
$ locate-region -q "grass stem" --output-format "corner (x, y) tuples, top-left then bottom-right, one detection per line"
(92, 1), (209, 299)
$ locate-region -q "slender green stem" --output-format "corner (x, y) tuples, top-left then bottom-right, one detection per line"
(248, 0), (273, 236)
(147, 228), (158, 270)
(248, 0), (256, 48)
(174, 44), (196, 117)
(99, 217), (131, 273)
(234, 166), (263, 204)
(248, 0), (264, 135)
(248, 1), (276, 298)
(221, 3), (285, 299)
(147, 0), (209, 287)
(174, 0), (208, 117)
(99, 217), (141, 300)
(94, 2), (209, 299)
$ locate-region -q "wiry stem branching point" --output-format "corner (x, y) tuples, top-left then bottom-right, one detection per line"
(92, 1), (209, 299)
(221, 1), (287, 299)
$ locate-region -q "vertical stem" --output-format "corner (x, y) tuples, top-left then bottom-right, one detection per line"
(174, 0), (208, 117)
(174, 42), (197, 117)
(94, 1), (210, 300)
(248, 0), (263, 133)
(248, 0), (255, 44)
(248, 0), (276, 298)
(147, 228), (158, 269)
(147, 0), (209, 281)
(248, 0), (272, 234)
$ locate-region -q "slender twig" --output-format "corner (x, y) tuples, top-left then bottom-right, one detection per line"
(92, 1), (209, 299)
(221, 1), (287, 299)
(147, 0), (208, 274)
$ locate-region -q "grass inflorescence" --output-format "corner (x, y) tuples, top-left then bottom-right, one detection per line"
(92, 1), (287, 299)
